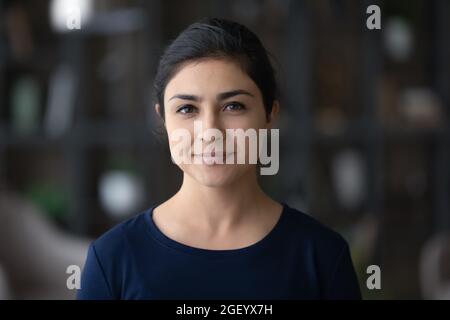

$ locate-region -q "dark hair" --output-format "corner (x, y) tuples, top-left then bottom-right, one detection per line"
(153, 18), (278, 121)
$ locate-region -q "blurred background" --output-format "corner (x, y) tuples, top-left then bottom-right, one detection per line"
(0, 0), (449, 299)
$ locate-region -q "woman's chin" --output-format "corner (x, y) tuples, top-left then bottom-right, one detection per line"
(188, 165), (242, 188)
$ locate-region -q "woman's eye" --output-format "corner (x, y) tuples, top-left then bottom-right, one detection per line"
(223, 102), (245, 112)
(176, 105), (196, 114)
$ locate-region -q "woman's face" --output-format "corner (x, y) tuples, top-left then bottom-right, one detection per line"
(158, 58), (276, 188)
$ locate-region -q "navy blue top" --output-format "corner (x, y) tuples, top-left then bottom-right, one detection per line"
(77, 203), (361, 300)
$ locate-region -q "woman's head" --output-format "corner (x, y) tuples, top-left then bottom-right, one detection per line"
(153, 18), (279, 188)
(154, 18), (278, 120)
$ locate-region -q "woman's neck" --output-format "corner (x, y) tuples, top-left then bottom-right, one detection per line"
(171, 170), (272, 230)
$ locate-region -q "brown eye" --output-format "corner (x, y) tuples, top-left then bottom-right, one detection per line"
(177, 105), (197, 114)
(223, 102), (245, 112)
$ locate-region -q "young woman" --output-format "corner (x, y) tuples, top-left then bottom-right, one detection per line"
(77, 18), (361, 300)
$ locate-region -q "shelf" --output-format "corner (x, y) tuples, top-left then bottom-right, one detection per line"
(0, 121), (158, 148)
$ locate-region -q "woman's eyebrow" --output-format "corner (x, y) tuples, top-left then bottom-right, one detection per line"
(168, 89), (254, 103)
(168, 94), (200, 102)
(217, 89), (254, 101)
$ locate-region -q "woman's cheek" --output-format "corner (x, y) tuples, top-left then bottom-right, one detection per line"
(167, 126), (194, 165)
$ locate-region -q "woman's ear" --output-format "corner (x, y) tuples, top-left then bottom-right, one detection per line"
(155, 104), (163, 119)
(267, 100), (280, 128)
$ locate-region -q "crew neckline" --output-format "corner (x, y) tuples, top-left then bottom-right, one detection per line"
(143, 203), (289, 258)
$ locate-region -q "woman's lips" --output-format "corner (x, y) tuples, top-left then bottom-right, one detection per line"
(192, 152), (234, 157)
(192, 152), (235, 164)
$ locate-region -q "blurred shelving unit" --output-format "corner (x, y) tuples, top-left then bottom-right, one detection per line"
(281, 0), (450, 298)
(0, 0), (169, 235)
(0, 1), (7, 191)
(432, 0), (450, 233)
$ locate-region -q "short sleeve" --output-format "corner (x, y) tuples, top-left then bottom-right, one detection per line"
(323, 243), (362, 300)
(76, 243), (115, 300)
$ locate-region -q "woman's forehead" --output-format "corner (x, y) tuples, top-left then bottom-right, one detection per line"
(164, 59), (259, 100)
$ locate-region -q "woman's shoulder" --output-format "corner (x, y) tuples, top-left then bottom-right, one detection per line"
(281, 203), (350, 250)
(89, 208), (151, 258)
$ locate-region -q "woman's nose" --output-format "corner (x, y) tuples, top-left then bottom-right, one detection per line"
(198, 108), (225, 144)
(201, 108), (223, 131)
